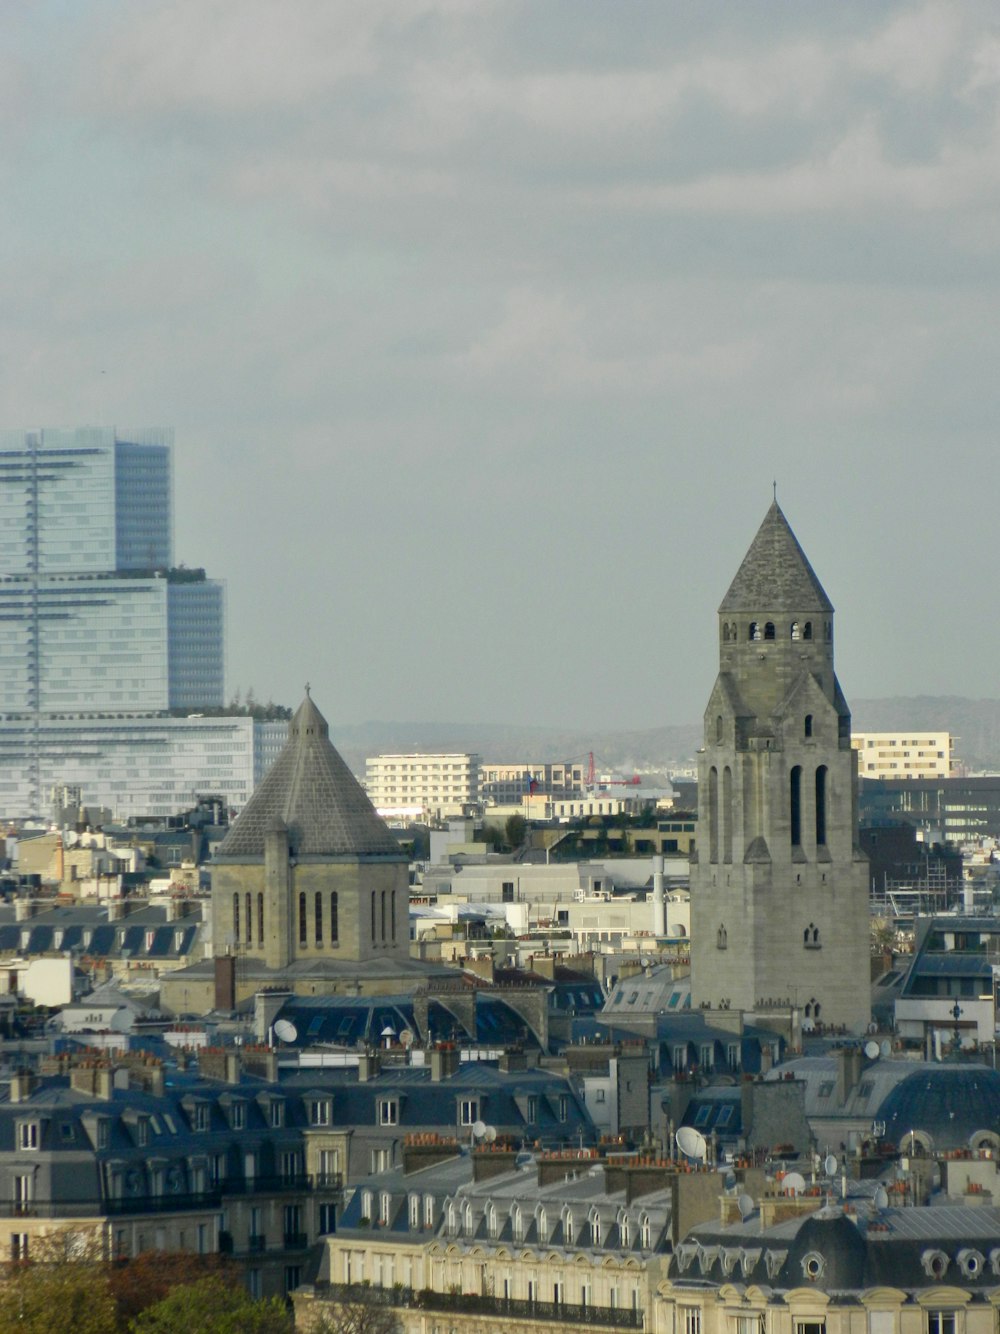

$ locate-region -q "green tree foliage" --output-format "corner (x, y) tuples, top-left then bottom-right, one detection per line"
(129, 1275), (292, 1334)
(303, 1288), (402, 1334)
(504, 813), (527, 848)
(0, 1253), (118, 1334)
(479, 823), (506, 850)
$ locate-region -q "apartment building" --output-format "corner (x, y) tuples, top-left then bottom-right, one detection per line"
(366, 753), (480, 821)
(852, 731), (954, 779)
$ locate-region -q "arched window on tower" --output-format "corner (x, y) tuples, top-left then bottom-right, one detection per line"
(791, 621), (801, 640)
(722, 766), (733, 863)
(722, 623), (730, 642)
(803, 622), (813, 640)
(815, 765), (828, 846)
(825, 621), (832, 641)
(315, 891), (323, 946)
(804, 714), (813, 738)
(330, 892), (339, 944)
(764, 622), (775, 640)
(749, 622), (761, 641)
(246, 893), (252, 947)
(233, 893), (240, 944)
(790, 765), (802, 846)
(371, 892), (377, 943)
(258, 892), (264, 944)
(716, 715), (723, 743)
(804, 923), (820, 947)
(708, 767), (719, 863)
(299, 892), (307, 947)
(717, 924), (728, 950)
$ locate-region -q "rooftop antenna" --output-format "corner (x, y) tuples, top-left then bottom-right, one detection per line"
(772, 480), (777, 502)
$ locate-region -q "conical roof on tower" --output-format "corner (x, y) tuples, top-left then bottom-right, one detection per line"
(719, 500), (833, 614)
(215, 692), (401, 859)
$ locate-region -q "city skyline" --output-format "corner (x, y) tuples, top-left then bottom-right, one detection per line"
(3, 4), (1000, 728)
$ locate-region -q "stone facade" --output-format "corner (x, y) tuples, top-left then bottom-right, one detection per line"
(689, 503), (870, 1033)
(210, 692), (410, 972)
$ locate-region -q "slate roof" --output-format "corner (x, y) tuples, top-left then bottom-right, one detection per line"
(215, 692), (401, 860)
(719, 501), (833, 614)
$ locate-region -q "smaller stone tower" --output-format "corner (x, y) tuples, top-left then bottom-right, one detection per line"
(211, 692), (409, 969)
(689, 503), (870, 1033)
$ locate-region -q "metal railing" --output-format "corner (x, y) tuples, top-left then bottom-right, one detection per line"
(320, 1283), (643, 1329)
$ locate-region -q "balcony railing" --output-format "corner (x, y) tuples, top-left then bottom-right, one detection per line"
(247, 1234), (267, 1253)
(283, 1232), (310, 1250)
(320, 1284), (644, 1329)
(0, 1170), (340, 1221)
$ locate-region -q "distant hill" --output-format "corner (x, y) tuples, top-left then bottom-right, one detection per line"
(330, 698), (1000, 780)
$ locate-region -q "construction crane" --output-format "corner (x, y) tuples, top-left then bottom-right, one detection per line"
(585, 752), (641, 790)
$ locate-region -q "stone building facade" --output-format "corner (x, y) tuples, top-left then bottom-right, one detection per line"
(689, 503), (870, 1032)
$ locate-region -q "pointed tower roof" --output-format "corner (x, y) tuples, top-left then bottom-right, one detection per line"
(719, 501), (833, 614)
(216, 692), (401, 859)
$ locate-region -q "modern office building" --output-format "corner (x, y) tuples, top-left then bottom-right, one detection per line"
(851, 731), (954, 780)
(0, 427), (228, 819)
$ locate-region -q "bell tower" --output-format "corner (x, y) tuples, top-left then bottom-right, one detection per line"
(689, 502), (870, 1033)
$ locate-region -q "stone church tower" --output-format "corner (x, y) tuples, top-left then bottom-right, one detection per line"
(211, 691), (410, 970)
(689, 502), (870, 1033)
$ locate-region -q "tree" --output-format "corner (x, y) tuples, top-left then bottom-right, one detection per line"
(505, 813), (527, 848)
(479, 823), (505, 850)
(0, 1248), (117, 1334)
(108, 1250), (234, 1328)
(301, 1287), (402, 1334)
(129, 1276), (292, 1334)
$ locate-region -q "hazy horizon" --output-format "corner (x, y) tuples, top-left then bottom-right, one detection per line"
(4, 3), (1000, 728)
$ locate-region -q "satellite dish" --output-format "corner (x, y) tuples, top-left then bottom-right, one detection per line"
(873, 1186), (889, 1210)
(864, 1040), (880, 1061)
(737, 1193), (754, 1220)
(273, 1019), (298, 1044)
(676, 1127), (707, 1162)
(399, 1029), (414, 1049)
(472, 1120), (487, 1139)
(824, 1154), (839, 1177)
(783, 1172), (806, 1196)
(880, 1039), (892, 1058)
(484, 1125), (497, 1143)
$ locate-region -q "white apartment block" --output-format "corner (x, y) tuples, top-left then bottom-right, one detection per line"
(366, 753), (480, 821)
(851, 731), (954, 779)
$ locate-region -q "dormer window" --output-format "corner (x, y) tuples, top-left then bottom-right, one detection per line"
(409, 1194), (420, 1228)
(231, 1102), (246, 1131)
(309, 1099), (331, 1127)
(459, 1098), (479, 1126)
(424, 1195), (434, 1228)
(269, 1100), (284, 1128)
(17, 1122), (39, 1151)
(378, 1098), (398, 1127)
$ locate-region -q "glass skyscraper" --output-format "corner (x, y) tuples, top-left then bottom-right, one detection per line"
(0, 427), (237, 819)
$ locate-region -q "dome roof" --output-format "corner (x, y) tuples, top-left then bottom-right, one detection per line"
(216, 692), (402, 860)
(876, 1064), (1000, 1152)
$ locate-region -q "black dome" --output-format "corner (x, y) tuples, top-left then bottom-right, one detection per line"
(876, 1065), (1000, 1152)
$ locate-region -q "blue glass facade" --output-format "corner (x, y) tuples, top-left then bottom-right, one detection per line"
(0, 427), (228, 818)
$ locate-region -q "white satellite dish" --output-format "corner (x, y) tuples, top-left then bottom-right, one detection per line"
(399, 1029), (414, 1049)
(676, 1127), (707, 1162)
(879, 1039), (892, 1058)
(273, 1018), (298, 1044)
(737, 1193), (754, 1220)
(782, 1172), (806, 1196)
(873, 1186), (889, 1210)
(864, 1040), (880, 1061)
(472, 1119), (487, 1139)
(823, 1154), (838, 1177)
(484, 1125), (497, 1142)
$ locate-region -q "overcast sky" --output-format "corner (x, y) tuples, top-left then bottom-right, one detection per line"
(3, 2), (1000, 730)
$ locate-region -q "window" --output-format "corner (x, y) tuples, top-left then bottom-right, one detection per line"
(330, 892), (339, 944)
(379, 1099), (398, 1126)
(424, 1195), (435, 1228)
(299, 892), (307, 947)
(640, 1215), (651, 1248)
(460, 1099), (479, 1126)
(796, 1323), (825, 1334)
(194, 1104), (209, 1132)
(270, 1101), (284, 1128)
(18, 1122), (39, 1151)
(682, 1310), (702, 1334)
(379, 1191), (391, 1225)
(258, 892), (264, 942)
(815, 765), (827, 845)
(11, 1233), (29, 1262)
(525, 1095), (538, 1123)
(501, 882), (514, 903)
(409, 1194), (420, 1228)
(231, 1102), (245, 1130)
(790, 765), (802, 845)
(315, 892), (323, 946)
(309, 1099), (330, 1127)
(233, 892), (239, 942)
(804, 714), (813, 738)
(246, 892), (252, 945)
(926, 1319), (956, 1334)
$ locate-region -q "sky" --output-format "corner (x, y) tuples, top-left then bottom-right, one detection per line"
(3, 1), (1000, 731)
